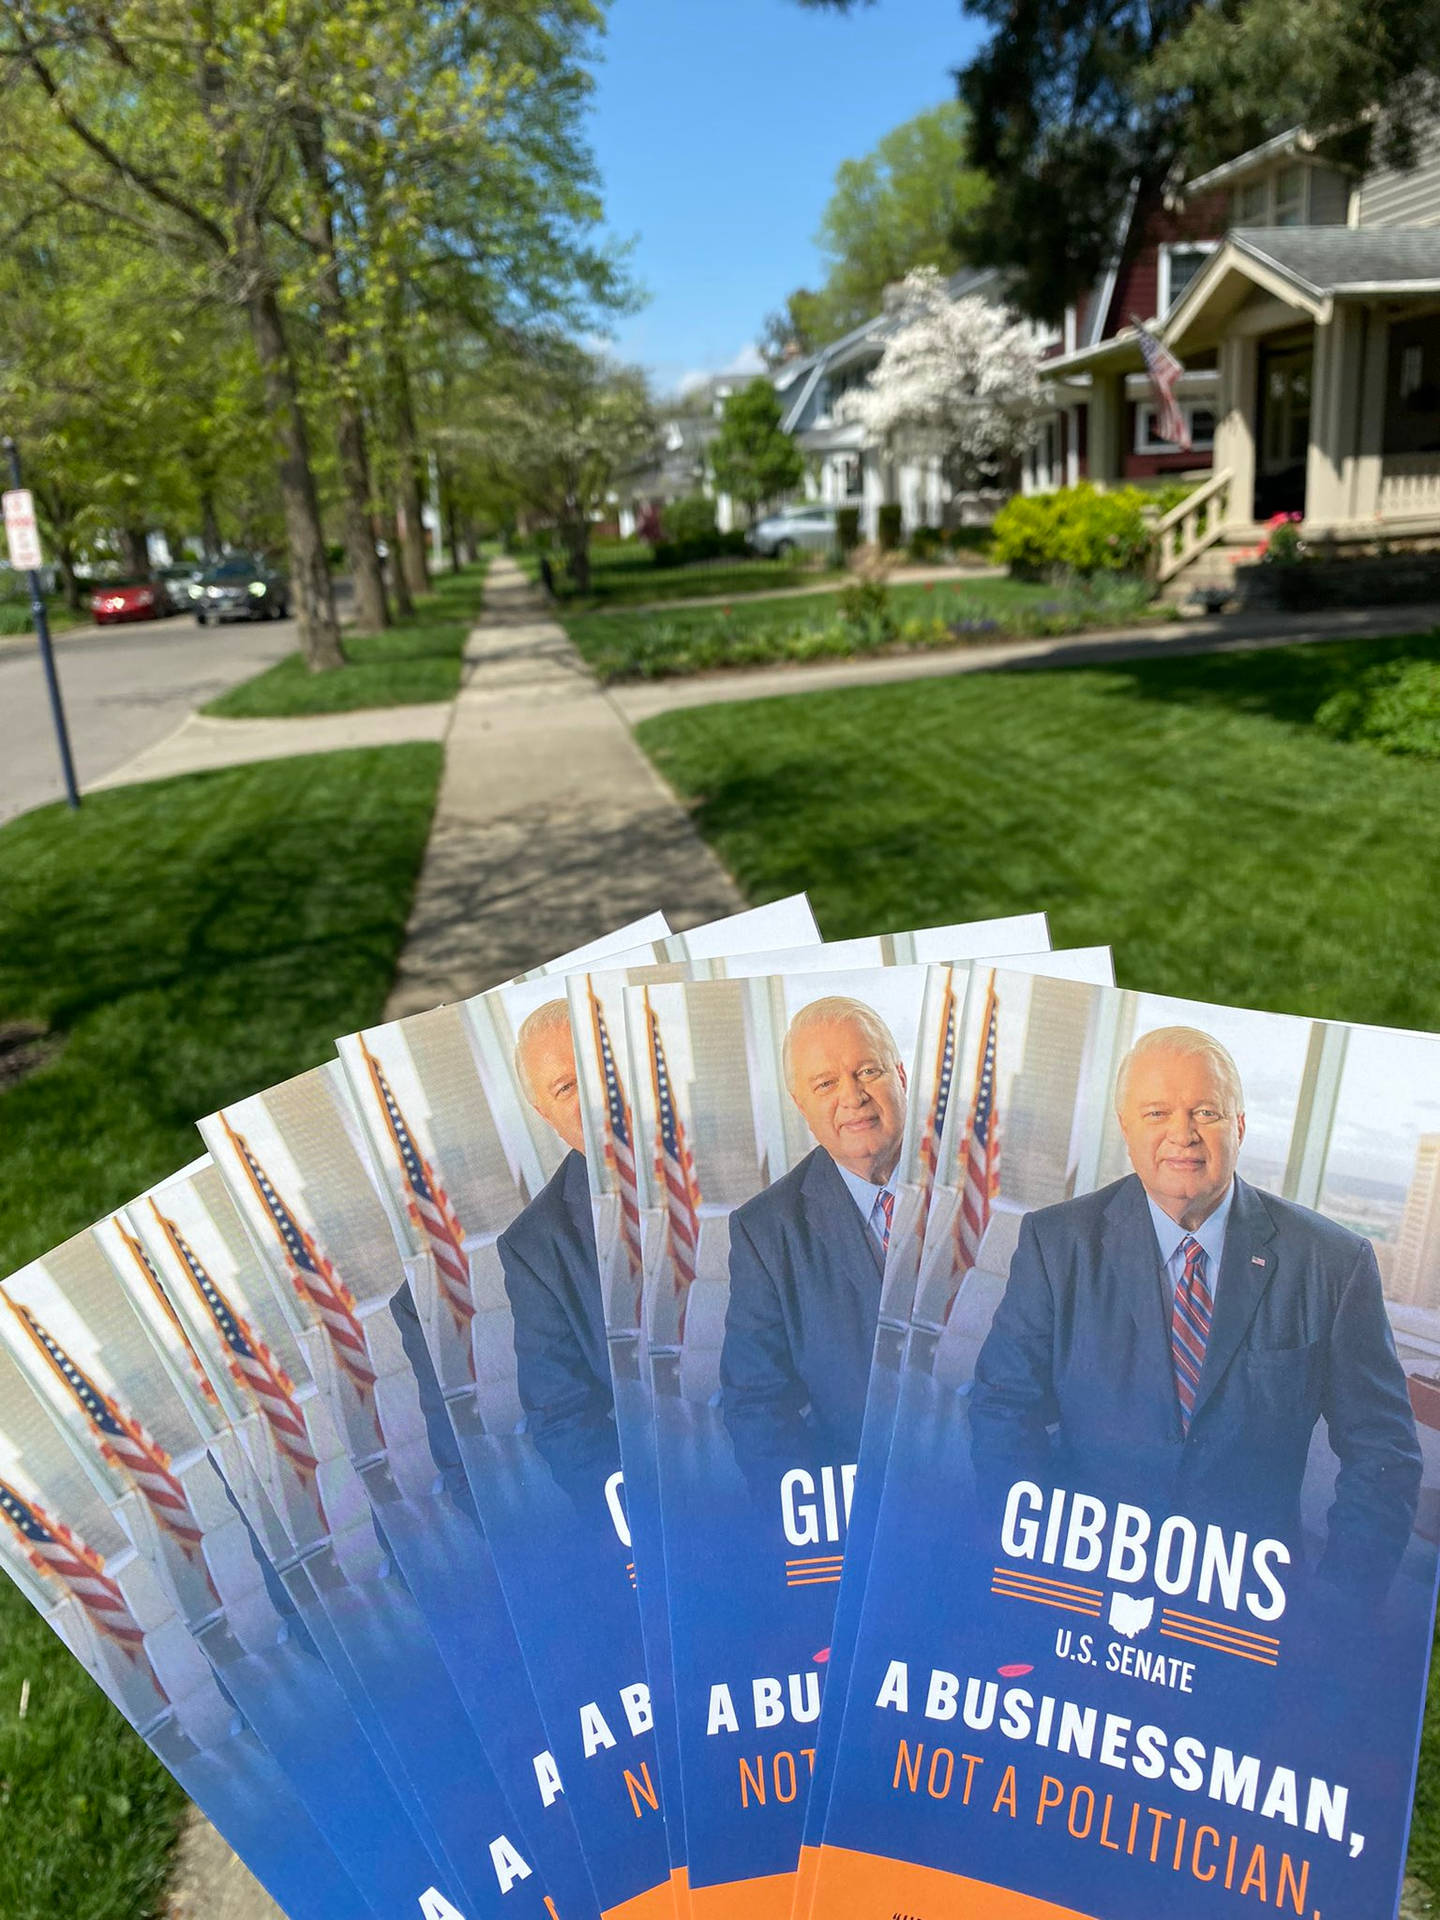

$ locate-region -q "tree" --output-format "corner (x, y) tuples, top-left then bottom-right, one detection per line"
(708, 381), (805, 524)
(761, 102), (989, 356)
(839, 268), (1046, 492)
(469, 341), (654, 591)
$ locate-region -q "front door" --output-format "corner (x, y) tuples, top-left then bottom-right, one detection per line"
(1255, 343), (1312, 520)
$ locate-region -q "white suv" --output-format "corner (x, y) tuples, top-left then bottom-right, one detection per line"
(746, 505), (838, 558)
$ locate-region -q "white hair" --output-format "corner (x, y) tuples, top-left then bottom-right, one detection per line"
(1115, 1025), (1245, 1114)
(514, 999), (573, 1107)
(782, 995), (901, 1094)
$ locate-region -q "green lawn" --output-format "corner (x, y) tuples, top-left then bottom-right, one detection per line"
(565, 573), (1159, 684)
(0, 744), (442, 1917)
(202, 563), (487, 718)
(638, 626), (1440, 1886)
(516, 537), (836, 612)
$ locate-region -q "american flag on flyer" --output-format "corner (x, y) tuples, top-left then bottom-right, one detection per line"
(113, 1218), (221, 1407)
(589, 983), (644, 1292)
(0, 1477), (158, 1675)
(644, 993), (702, 1339)
(6, 1296), (208, 1559)
(952, 978), (1001, 1289)
(1132, 316), (1191, 451)
(916, 969), (958, 1230)
(357, 1041), (476, 1373)
(217, 1114), (379, 1407)
(147, 1202), (323, 1492)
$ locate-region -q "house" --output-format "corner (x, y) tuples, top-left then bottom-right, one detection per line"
(771, 268), (1053, 540)
(613, 375), (745, 537)
(1040, 119), (1440, 591)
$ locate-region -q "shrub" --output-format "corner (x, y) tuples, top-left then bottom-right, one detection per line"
(876, 504), (903, 552)
(651, 530), (750, 569)
(837, 576), (898, 646)
(991, 483), (1152, 578)
(1316, 656), (1440, 758)
(907, 524), (944, 562)
(662, 495), (718, 544)
(836, 507), (862, 554)
(1260, 512), (1305, 565)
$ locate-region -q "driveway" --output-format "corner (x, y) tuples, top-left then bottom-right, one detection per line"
(0, 613), (297, 823)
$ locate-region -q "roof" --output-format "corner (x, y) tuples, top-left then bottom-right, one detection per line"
(1185, 127), (1318, 194)
(1229, 224), (1440, 296)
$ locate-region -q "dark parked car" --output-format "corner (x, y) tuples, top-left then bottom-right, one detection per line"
(193, 554), (290, 624)
(90, 579), (177, 624)
(159, 560), (206, 606)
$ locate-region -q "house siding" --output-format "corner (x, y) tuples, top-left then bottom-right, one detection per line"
(1358, 117), (1440, 227)
(1309, 166), (1352, 224)
(1102, 192), (1229, 334)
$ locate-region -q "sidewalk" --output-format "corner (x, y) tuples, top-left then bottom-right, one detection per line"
(93, 702), (450, 788)
(384, 555), (743, 1014)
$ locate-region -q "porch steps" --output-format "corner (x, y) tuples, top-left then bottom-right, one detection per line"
(1159, 527), (1269, 605)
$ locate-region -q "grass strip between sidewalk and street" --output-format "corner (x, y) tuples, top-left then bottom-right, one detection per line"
(636, 627), (1440, 1883)
(0, 742), (442, 1918)
(202, 562), (487, 718)
(565, 573), (1162, 683)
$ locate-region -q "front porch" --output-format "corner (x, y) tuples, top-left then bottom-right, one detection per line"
(1046, 226), (1440, 592)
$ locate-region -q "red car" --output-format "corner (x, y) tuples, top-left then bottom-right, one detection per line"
(90, 579), (175, 624)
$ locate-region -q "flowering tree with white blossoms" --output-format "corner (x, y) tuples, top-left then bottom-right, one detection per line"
(840, 266), (1048, 491)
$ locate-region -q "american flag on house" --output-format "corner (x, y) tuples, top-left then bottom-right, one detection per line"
(357, 1041), (476, 1375)
(916, 969), (959, 1232)
(113, 1218), (221, 1408)
(1132, 316), (1191, 451)
(588, 984), (644, 1298)
(217, 1115), (379, 1411)
(952, 979), (1002, 1297)
(0, 1476), (158, 1674)
(147, 1202), (323, 1493)
(6, 1296), (208, 1560)
(644, 993), (702, 1340)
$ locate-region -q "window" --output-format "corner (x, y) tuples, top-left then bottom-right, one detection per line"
(1401, 344), (1426, 401)
(1273, 165), (1306, 225)
(837, 454), (862, 498)
(1235, 178), (1267, 224)
(1134, 402), (1217, 454)
(1159, 242), (1218, 314)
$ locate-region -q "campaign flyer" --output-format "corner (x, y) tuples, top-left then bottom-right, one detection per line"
(812, 977), (1440, 1920)
(792, 953), (1115, 1920)
(331, 897), (822, 1920)
(575, 965), (938, 1918)
(190, 1088), (573, 1920)
(569, 919), (1055, 1916)
(0, 1236), (401, 1920)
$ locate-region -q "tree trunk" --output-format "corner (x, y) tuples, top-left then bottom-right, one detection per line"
(244, 270), (343, 670)
(292, 108), (389, 635)
(379, 501), (413, 617)
(560, 515), (590, 592)
(383, 321), (431, 599)
(200, 490), (222, 560)
(121, 525), (150, 578)
(54, 538), (81, 611)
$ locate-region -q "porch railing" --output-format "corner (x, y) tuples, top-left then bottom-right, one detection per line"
(1377, 453), (1440, 519)
(1150, 468), (1235, 585)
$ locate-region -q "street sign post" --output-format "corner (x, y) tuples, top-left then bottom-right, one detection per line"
(2, 440), (80, 810)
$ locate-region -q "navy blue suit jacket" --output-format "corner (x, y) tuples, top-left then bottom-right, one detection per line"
(720, 1146), (884, 1492)
(497, 1149), (619, 1507)
(970, 1174), (1422, 1591)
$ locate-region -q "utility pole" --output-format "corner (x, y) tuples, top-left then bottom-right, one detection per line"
(3, 436), (80, 809)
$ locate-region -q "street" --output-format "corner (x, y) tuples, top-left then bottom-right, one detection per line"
(0, 612), (296, 822)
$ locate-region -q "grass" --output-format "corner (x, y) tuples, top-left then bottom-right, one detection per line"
(565, 574), (1160, 685)
(0, 595), (91, 638)
(0, 744), (442, 1917)
(515, 537), (838, 612)
(201, 562), (487, 718)
(636, 626), (1440, 1886)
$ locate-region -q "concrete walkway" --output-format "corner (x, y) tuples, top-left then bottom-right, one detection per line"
(609, 596), (1440, 725)
(384, 555), (743, 1014)
(93, 701), (450, 789)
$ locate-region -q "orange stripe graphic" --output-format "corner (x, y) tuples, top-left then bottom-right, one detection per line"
(1161, 1607), (1280, 1650)
(992, 1566), (1105, 1602)
(1160, 1624), (1277, 1666)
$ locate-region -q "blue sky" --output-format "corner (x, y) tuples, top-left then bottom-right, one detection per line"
(586, 0), (983, 393)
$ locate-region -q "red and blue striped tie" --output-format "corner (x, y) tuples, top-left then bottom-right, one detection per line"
(1171, 1235), (1212, 1431)
(876, 1189), (895, 1255)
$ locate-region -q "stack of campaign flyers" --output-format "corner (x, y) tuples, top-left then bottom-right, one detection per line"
(3, 893), (1439, 1920)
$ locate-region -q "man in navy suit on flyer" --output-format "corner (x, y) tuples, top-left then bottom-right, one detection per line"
(721, 996), (908, 1495)
(970, 1026), (1422, 1596)
(499, 999), (616, 1510)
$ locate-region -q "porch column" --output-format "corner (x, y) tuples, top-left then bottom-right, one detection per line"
(1088, 372), (1123, 486)
(1346, 309), (1389, 520)
(1214, 334), (1258, 527)
(1306, 304), (1366, 527)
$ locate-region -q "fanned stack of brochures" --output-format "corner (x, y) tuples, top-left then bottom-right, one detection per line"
(4, 893), (1436, 1920)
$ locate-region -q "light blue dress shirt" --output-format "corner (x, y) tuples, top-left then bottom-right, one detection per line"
(1146, 1177), (1235, 1311)
(832, 1157), (896, 1252)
